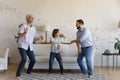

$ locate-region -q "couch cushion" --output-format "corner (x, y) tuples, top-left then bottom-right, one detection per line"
(33, 44), (78, 57)
(33, 44), (51, 56)
(0, 48), (7, 58)
(62, 57), (77, 63)
(35, 56), (49, 63)
(60, 44), (78, 57)
(35, 56), (78, 63)
(0, 58), (4, 63)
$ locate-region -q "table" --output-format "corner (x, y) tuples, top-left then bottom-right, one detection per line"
(101, 53), (120, 69)
(113, 54), (120, 68)
(40, 42), (71, 44)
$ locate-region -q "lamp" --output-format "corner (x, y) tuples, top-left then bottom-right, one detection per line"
(118, 21), (120, 28)
(43, 25), (50, 43)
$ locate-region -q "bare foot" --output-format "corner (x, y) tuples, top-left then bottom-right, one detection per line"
(15, 77), (21, 80)
(48, 73), (51, 75)
(87, 75), (93, 79)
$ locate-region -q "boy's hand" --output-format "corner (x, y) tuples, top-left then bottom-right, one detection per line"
(57, 44), (60, 49)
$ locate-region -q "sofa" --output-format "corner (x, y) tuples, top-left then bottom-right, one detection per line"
(0, 48), (9, 72)
(25, 44), (95, 70)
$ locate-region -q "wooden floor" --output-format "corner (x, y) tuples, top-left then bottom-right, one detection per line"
(0, 64), (120, 80)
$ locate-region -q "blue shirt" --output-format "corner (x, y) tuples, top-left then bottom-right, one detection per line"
(77, 27), (93, 48)
(51, 37), (61, 53)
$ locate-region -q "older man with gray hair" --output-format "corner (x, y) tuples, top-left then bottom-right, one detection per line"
(16, 14), (43, 80)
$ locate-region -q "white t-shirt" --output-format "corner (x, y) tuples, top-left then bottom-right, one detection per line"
(18, 23), (37, 51)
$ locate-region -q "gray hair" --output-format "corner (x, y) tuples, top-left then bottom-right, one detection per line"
(26, 14), (34, 20)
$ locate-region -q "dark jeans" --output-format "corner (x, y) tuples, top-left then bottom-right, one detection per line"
(77, 46), (93, 76)
(16, 47), (36, 77)
(49, 52), (64, 74)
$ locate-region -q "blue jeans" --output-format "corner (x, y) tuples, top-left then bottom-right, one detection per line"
(49, 52), (64, 74)
(16, 47), (36, 77)
(77, 46), (93, 76)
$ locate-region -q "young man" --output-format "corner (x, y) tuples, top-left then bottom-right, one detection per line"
(71, 19), (93, 78)
(16, 14), (43, 80)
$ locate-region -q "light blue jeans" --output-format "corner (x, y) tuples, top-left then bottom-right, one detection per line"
(77, 46), (93, 76)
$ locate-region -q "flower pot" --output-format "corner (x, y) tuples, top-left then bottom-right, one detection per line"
(61, 38), (64, 42)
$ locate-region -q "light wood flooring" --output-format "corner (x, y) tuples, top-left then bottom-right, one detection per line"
(0, 64), (120, 80)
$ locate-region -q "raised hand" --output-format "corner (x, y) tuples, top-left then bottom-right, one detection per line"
(24, 28), (29, 33)
(39, 36), (43, 40)
(18, 28), (28, 38)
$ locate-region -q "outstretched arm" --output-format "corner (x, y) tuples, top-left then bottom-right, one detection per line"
(71, 39), (80, 44)
(34, 36), (43, 41)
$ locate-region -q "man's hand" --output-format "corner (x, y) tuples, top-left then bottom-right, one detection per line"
(34, 36), (43, 41)
(78, 48), (81, 54)
(71, 40), (75, 44)
(18, 28), (29, 38)
(71, 40), (80, 44)
(24, 28), (29, 33)
(39, 36), (43, 40)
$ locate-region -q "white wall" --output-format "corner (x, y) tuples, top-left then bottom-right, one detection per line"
(0, 0), (120, 66)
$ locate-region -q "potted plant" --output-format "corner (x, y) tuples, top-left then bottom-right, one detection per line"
(14, 35), (19, 43)
(14, 24), (23, 43)
(114, 38), (120, 54)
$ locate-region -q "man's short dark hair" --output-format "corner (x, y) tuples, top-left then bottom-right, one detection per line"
(76, 19), (84, 25)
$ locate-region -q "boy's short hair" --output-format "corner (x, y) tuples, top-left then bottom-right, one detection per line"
(52, 29), (59, 37)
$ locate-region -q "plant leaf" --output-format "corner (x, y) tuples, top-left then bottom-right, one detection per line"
(115, 38), (120, 42)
